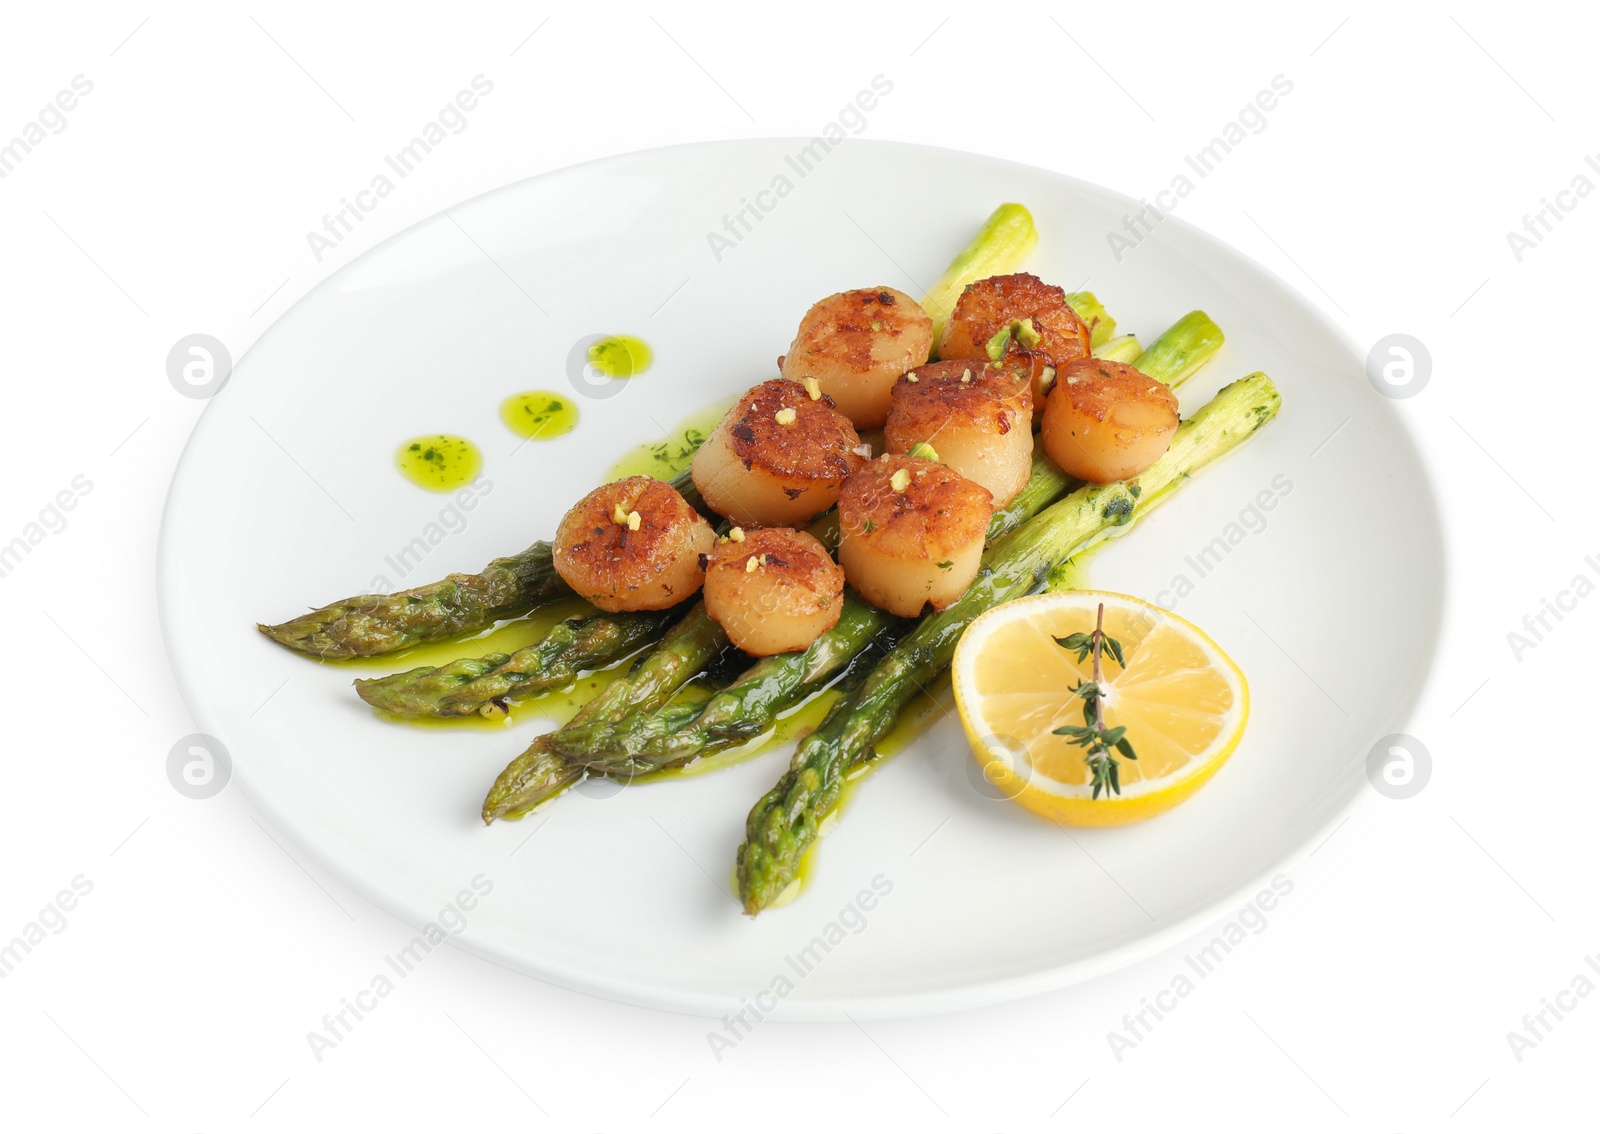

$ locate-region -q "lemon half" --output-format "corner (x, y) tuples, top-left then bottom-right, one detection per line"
(952, 591), (1248, 826)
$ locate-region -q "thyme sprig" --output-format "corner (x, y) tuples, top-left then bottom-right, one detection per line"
(1051, 602), (1137, 799)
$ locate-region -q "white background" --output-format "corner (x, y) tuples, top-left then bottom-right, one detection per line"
(1, 2), (1593, 1130)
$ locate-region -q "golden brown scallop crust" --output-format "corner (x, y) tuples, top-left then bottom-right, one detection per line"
(716, 378), (864, 482)
(838, 455), (994, 561)
(553, 476), (715, 612)
(937, 273), (1093, 368)
(1048, 358), (1179, 423)
(884, 361), (1031, 449)
(780, 287), (933, 378)
(704, 528), (845, 621)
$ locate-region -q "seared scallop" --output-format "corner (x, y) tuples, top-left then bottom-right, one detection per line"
(779, 287), (934, 429)
(691, 378), (866, 528)
(837, 455), (993, 618)
(553, 476), (715, 612)
(938, 274), (1092, 416)
(883, 361), (1033, 507)
(702, 527), (845, 656)
(1040, 358), (1179, 483)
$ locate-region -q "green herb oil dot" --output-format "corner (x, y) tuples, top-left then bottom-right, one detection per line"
(607, 402), (731, 480)
(396, 434), (481, 492)
(499, 391), (579, 440)
(587, 335), (652, 378)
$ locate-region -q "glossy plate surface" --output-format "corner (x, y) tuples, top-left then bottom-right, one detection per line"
(159, 139), (1443, 1019)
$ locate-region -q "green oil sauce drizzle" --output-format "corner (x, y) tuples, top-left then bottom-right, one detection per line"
(607, 400), (733, 481)
(396, 434), (482, 492)
(588, 335), (653, 378)
(500, 391), (579, 440)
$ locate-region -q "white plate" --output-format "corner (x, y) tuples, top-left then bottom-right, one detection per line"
(159, 139), (1444, 1020)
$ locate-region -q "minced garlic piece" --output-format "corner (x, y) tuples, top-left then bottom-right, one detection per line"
(774, 407), (797, 425)
(890, 468), (911, 492)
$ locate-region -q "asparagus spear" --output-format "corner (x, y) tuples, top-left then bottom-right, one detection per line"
(547, 318), (1214, 778)
(915, 203), (1107, 349)
(736, 372), (1282, 913)
(352, 604), (685, 716)
(257, 540), (570, 660)
(1093, 332), (1141, 362)
(1126, 310), (1224, 383)
(256, 469), (703, 659)
(922, 204), (1038, 348)
(1065, 291), (1116, 350)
